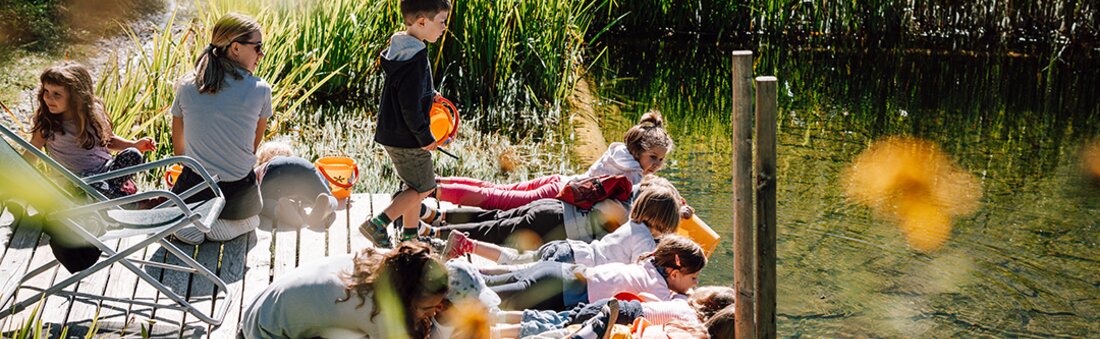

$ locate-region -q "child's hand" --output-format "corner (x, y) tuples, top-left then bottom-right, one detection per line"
(135, 137), (157, 152)
(680, 205), (695, 219)
(422, 140), (439, 151)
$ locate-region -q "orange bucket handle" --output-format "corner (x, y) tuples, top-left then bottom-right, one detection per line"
(317, 162), (359, 189)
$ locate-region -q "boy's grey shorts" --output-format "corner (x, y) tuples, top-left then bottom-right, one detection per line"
(383, 145), (437, 193)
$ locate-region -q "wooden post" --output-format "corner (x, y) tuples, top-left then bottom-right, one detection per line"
(754, 76), (778, 338)
(731, 50), (756, 339)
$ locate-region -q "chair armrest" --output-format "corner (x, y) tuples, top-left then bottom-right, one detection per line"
(54, 190), (194, 220)
(82, 156), (224, 199)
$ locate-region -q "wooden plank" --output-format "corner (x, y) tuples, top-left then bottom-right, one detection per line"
(298, 227), (328, 265)
(12, 214), (70, 334)
(154, 240), (199, 336)
(60, 238), (126, 337)
(179, 239), (224, 337)
(88, 236), (148, 336)
(730, 50), (757, 339)
(271, 221), (299, 280)
(754, 75), (778, 338)
(327, 199), (351, 256)
(236, 220), (273, 338)
(106, 238), (188, 338)
(0, 217), (45, 332)
(207, 235), (248, 338)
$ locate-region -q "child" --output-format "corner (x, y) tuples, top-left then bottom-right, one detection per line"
(443, 181), (682, 270)
(705, 305), (734, 339)
(27, 61), (156, 199)
(499, 286), (735, 338)
(431, 175), (691, 249)
(169, 13), (270, 244)
(485, 235), (706, 312)
(254, 141), (337, 228)
(432, 110), (673, 211)
(240, 242), (449, 339)
(360, 0), (452, 248)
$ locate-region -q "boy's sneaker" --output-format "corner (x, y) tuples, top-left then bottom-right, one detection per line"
(443, 231), (475, 260)
(358, 220), (392, 248)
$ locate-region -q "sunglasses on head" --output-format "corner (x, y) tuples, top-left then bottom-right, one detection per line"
(234, 40), (263, 53)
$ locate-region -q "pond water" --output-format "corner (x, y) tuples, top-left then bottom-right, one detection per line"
(591, 42), (1100, 336)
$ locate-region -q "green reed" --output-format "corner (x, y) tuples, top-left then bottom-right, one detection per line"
(591, 0), (1096, 49)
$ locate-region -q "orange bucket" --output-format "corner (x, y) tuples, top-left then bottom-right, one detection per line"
(430, 95), (459, 146)
(677, 214), (721, 257)
(165, 164), (183, 188)
(314, 156), (359, 200)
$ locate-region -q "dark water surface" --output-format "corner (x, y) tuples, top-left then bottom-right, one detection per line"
(592, 43), (1100, 336)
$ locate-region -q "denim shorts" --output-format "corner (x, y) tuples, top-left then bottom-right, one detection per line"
(383, 145), (437, 193)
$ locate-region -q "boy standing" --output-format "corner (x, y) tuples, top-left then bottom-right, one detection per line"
(361, 0), (451, 247)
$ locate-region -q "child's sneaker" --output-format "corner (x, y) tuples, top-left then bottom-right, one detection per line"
(358, 220), (392, 248)
(443, 231), (475, 260)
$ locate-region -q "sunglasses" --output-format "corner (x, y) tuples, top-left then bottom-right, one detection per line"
(234, 40), (263, 54)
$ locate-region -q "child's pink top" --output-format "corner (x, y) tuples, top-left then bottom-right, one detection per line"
(583, 261), (676, 303)
(640, 299), (700, 326)
(45, 118), (112, 175)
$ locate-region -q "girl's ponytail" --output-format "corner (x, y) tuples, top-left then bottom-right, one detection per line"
(194, 13), (261, 94)
(623, 109), (673, 160)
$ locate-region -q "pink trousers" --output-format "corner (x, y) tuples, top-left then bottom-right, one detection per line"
(435, 174), (565, 210)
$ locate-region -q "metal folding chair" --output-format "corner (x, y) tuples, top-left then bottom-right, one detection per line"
(0, 124), (234, 325)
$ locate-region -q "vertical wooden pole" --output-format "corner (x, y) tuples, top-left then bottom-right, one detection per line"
(754, 76), (778, 338)
(731, 50), (756, 339)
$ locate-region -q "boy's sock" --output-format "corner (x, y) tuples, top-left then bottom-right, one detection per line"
(400, 225), (420, 242)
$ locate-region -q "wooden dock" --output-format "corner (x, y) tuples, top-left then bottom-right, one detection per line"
(0, 193), (442, 338)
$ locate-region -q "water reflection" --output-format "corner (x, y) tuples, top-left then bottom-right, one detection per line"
(592, 42), (1100, 336)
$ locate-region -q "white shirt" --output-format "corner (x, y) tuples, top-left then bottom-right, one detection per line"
(572, 220), (656, 267)
(583, 261), (677, 303)
(583, 142), (643, 184)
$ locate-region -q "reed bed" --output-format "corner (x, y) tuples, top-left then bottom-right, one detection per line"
(592, 0), (1097, 50)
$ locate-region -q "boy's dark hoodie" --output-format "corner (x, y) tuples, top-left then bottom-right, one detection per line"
(376, 32), (435, 148)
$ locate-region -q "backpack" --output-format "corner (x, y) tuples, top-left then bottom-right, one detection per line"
(555, 175), (633, 210)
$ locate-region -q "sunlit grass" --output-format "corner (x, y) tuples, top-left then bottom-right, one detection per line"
(282, 104), (572, 195)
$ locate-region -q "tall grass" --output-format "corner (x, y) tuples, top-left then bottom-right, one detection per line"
(98, 0), (615, 160)
(591, 0), (1097, 50)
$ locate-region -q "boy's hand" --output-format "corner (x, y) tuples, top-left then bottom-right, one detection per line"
(680, 205), (695, 219)
(422, 140), (440, 151)
(135, 137), (157, 152)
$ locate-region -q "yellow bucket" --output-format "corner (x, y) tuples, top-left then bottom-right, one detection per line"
(165, 164), (183, 188)
(677, 214), (721, 257)
(314, 156), (359, 200)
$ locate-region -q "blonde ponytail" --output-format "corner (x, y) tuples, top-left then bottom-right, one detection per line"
(194, 13), (261, 94)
